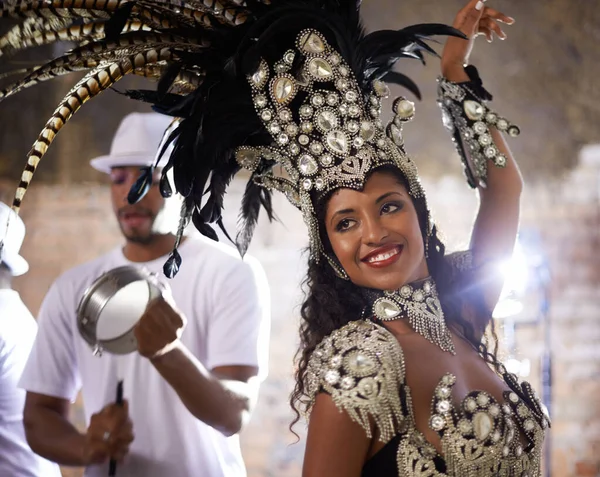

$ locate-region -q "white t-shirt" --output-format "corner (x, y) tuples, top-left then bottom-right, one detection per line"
(0, 289), (62, 477)
(19, 237), (270, 477)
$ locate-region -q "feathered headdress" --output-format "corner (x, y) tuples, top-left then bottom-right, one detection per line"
(0, 0), (463, 277)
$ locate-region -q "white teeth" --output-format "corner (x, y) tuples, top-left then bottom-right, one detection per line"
(367, 248), (399, 263)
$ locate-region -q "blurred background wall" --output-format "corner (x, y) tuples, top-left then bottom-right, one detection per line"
(0, 0), (598, 476)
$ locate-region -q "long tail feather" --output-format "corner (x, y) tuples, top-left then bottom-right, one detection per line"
(0, 19), (151, 57)
(0, 33), (206, 100)
(12, 60), (133, 213)
(0, 0), (126, 20)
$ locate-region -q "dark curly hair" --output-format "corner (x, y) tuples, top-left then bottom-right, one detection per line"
(290, 165), (501, 431)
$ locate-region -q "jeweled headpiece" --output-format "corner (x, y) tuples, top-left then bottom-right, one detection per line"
(234, 29), (430, 276)
(0, 0), (461, 276)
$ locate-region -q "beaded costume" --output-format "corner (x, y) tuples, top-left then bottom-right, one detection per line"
(0, 0), (548, 474)
(306, 319), (549, 477)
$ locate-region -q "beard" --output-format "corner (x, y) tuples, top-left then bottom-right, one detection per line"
(117, 209), (158, 244)
(121, 227), (157, 244)
(116, 197), (175, 244)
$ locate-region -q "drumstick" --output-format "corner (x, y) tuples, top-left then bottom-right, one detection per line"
(108, 380), (124, 476)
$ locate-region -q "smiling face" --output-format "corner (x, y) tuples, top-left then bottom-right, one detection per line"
(323, 169), (429, 291)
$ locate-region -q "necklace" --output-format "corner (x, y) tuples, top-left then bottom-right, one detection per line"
(362, 278), (456, 354)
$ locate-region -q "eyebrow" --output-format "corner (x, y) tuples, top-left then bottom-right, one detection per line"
(329, 191), (405, 226)
(376, 191), (404, 203)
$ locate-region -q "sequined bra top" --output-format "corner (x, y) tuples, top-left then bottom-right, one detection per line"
(304, 320), (550, 477)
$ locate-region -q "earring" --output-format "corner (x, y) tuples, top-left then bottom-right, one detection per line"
(335, 266), (350, 281)
(325, 254), (350, 280)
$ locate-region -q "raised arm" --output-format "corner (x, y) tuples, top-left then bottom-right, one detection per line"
(135, 257), (270, 437)
(440, 0), (521, 312)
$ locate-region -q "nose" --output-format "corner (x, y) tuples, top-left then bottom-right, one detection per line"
(362, 214), (389, 246)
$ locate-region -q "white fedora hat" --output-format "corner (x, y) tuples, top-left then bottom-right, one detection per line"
(90, 112), (174, 174)
(0, 202), (29, 276)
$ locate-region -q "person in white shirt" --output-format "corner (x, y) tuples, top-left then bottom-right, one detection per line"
(19, 112), (271, 477)
(0, 201), (62, 477)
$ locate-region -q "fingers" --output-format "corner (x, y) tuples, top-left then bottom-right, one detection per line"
(142, 298), (186, 332)
(134, 297), (186, 357)
(477, 26), (493, 43)
(87, 403), (134, 462)
(460, 0), (486, 27)
(478, 17), (504, 42)
(108, 423), (134, 461)
(484, 6), (515, 25)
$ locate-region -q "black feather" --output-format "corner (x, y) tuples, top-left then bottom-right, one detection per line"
(159, 174), (173, 198)
(216, 217), (235, 244)
(163, 249), (182, 279)
(382, 71), (422, 100)
(235, 178), (263, 257)
(157, 63), (183, 98)
(192, 209), (219, 241)
(104, 2), (136, 41)
(127, 167), (154, 204)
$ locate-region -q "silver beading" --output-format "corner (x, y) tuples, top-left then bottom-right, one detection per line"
(368, 278), (455, 354)
(437, 76), (520, 188)
(235, 29), (433, 275)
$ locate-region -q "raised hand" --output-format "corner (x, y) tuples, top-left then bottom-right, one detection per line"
(441, 0), (514, 82)
(134, 294), (187, 359)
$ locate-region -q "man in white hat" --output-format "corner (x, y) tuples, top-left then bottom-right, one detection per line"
(19, 112), (271, 477)
(0, 202), (62, 477)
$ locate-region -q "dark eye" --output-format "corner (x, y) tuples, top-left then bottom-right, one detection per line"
(335, 218), (354, 232)
(381, 202), (402, 214)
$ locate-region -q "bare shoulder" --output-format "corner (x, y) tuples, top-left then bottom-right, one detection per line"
(303, 392), (371, 477)
(305, 320), (406, 442)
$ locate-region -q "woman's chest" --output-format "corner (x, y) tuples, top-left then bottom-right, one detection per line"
(394, 333), (549, 459)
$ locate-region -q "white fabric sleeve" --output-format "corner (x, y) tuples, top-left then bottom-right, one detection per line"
(205, 257), (271, 380)
(18, 280), (82, 401)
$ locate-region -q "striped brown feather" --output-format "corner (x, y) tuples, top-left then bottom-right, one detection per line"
(132, 2), (214, 30)
(132, 64), (204, 92)
(1, 0), (126, 20)
(12, 60), (134, 214)
(0, 16), (71, 56)
(0, 19), (152, 57)
(0, 32), (206, 100)
(169, 0), (249, 26)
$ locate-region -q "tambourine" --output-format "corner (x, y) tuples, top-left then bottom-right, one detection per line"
(77, 265), (168, 355)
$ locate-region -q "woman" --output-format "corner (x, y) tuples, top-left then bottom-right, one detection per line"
(292, 1), (548, 477)
(3, 0), (548, 474)
(296, 2), (549, 476)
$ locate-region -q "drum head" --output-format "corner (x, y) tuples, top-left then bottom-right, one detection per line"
(77, 265), (166, 355)
(96, 280), (150, 341)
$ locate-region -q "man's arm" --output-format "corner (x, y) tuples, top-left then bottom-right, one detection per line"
(23, 393), (87, 466)
(134, 257), (270, 436)
(24, 392), (134, 466)
(150, 343), (259, 436)
(19, 278), (134, 466)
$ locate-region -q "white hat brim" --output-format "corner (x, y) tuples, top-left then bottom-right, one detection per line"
(2, 253), (29, 276)
(90, 154), (163, 174)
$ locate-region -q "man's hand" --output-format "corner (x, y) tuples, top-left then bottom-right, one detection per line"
(83, 401), (134, 465)
(134, 295), (187, 359)
(441, 0), (514, 82)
